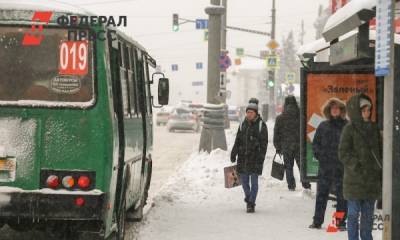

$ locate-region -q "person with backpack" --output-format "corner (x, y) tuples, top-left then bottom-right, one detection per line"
(339, 93), (382, 240)
(273, 96), (311, 191)
(231, 101), (268, 213)
(309, 98), (348, 230)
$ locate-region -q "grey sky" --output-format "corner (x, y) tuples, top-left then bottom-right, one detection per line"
(62, 0), (329, 104)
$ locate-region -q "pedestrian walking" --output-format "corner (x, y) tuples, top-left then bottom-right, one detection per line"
(273, 96), (311, 191)
(231, 101), (268, 213)
(339, 93), (382, 240)
(309, 98), (347, 230)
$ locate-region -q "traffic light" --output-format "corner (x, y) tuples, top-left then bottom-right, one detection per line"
(172, 14), (179, 32)
(268, 70), (275, 88)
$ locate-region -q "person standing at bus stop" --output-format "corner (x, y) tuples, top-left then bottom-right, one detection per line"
(273, 96), (311, 191)
(339, 94), (382, 240)
(231, 102), (268, 213)
(309, 98), (347, 230)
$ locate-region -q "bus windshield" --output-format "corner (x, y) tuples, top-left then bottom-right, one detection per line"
(0, 26), (94, 106)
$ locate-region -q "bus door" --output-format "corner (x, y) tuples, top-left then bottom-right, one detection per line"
(132, 48), (148, 197)
(108, 36), (124, 212)
(116, 40), (147, 208)
(142, 54), (153, 157)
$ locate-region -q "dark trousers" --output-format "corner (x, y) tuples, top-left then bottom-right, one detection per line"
(313, 166), (347, 225)
(283, 151), (310, 190)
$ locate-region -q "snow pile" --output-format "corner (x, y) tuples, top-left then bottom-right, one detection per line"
(151, 149), (231, 205)
(297, 38), (329, 57)
(324, 0), (376, 35)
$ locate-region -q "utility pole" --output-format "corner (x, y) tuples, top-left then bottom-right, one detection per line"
(269, 0), (276, 119)
(221, 0), (227, 51)
(375, 0), (400, 239)
(382, 0), (396, 239)
(205, 0), (223, 105)
(199, 0), (227, 152)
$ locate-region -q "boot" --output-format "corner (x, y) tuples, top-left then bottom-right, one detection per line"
(247, 203), (255, 213)
(309, 223), (322, 229)
(302, 182), (311, 189)
(246, 202), (251, 213)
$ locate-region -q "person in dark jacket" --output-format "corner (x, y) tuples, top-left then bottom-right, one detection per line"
(339, 93), (382, 240)
(309, 98), (348, 230)
(273, 96), (311, 190)
(231, 102), (268, 213)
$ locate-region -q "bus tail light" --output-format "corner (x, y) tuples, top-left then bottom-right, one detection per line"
(62, 176), (75, 189)
(78, 176), (90, 189)
(75, 197), (85, 207)
(41, 169), (95, 191)
(46, 175), (59, 189)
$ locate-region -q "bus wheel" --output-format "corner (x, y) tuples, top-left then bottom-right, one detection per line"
(116, 198), (126, 240)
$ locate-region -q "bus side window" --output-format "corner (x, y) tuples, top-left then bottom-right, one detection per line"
(128, 46), (138, 116)
(118, 41), (131, 118)
(135, 49), (146, 115)
(142, 55), (152, 115)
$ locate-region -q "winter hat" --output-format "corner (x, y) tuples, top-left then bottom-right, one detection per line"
(249, 98), (259, 105)
(246, 103), (258, 113)
(360, 98), (371, 109)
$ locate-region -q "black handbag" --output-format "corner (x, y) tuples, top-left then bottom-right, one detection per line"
(271, 153), (285, 180)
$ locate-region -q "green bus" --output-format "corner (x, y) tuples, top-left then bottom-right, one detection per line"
(0, 2), (169, 239)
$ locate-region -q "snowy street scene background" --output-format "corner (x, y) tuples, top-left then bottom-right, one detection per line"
(0, 0), (398, 239)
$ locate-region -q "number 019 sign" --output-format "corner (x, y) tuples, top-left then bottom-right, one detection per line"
(59, 41), (89, 76)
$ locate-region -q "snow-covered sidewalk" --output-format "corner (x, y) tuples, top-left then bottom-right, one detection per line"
(133, 123), (383, 240)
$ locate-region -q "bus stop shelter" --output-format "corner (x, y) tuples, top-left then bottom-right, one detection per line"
(298, 0), (400, 239)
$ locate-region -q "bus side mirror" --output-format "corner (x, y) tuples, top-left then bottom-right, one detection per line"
(158, 78), (169, 106)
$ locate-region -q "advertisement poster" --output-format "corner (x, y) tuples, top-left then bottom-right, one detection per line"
(304, 73), (377, 178)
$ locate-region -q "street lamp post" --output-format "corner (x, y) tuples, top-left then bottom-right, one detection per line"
(199, 0), (227, 152)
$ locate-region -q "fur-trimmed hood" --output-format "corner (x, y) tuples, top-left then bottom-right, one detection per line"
(322, 97), (346, 120)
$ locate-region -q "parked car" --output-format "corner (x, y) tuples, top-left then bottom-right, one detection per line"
(167, 107), (200, 132)
(228, 106), (240, 121)
(156, 107), (172, 126)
